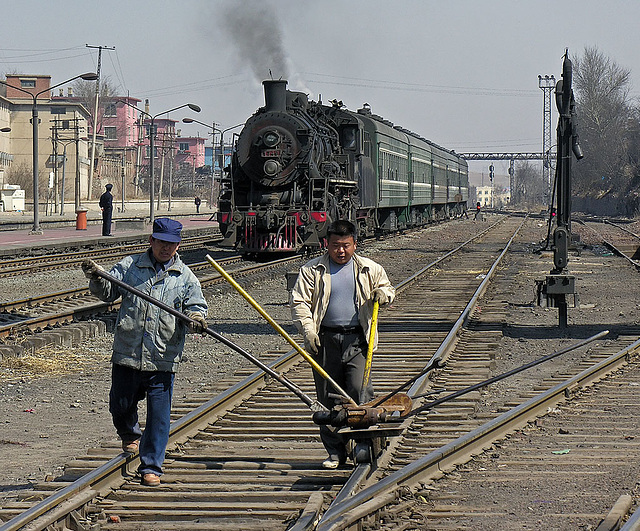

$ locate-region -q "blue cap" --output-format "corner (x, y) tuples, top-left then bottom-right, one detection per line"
(152, 218), (182, 243)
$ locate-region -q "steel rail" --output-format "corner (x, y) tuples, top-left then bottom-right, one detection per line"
(0, 255), (300, 339)
(620, 499), (640, 530)
(394, 216), (507, 293)
(406, 215), (527, 396)
(317, 216), (527, 527)
(0, 253), (242, 313)
(603, 219), (640, 240)
(576, 220), (640, 271)
(0, 351), (302, 531)
(316, 333), (638, 530)
(0, 219), (512, 530)
(369, 215), (523, 409)
(0, 232), (221, 277)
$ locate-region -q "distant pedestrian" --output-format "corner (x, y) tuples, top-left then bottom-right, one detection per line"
(194, 196), (201, 214)
(99, 184), (114, 236)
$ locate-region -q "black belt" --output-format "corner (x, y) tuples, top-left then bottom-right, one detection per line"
(320, 324), (363, 334)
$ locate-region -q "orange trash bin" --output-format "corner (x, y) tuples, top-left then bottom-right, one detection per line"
(75, 208), (88, 230)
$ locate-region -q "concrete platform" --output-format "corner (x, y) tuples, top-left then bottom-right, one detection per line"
(0, 200), (218, 257)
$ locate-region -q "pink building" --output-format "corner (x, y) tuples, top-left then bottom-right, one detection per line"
(175, 136), (206, 168)
(102, 96), (142, 149)
(54, 91), (208, 197)
(138, 119), (205, 170)
(140, 117), (176, 162)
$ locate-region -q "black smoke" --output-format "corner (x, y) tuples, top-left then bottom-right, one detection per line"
(219, 0), (290, 82)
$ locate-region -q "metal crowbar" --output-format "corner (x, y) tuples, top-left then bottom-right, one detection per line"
(88, 267), (327, 412)
(205, 254), (358, 407)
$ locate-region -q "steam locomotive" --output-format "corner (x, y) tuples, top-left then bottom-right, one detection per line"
(217, 80), (468, 254)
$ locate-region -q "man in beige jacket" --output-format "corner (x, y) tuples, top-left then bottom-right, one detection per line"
(290, 220), (395, 468)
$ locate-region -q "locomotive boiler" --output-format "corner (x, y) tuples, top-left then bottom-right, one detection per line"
(217, 80), (468, 254)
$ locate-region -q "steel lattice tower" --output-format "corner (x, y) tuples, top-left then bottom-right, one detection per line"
(539, 74), (556, 206)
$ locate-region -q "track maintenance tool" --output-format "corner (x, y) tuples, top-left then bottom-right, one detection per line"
(206, 255), (415, 464)
(205, 254), (357, 407)
(360, 300), (378, 403)
(86, 265), (327, 412)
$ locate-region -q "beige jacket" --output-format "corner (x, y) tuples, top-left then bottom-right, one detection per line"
(290, 253), (395, 351)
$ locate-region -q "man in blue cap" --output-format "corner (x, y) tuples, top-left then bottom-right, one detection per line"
(82, 218), (208, 487)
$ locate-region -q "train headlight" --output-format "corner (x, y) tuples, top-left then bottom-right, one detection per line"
(263, 130), (280, 148)
(264, 159), (282, 176)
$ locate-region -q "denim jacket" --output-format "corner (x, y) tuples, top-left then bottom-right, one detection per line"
(290, 253), (395, 351)
(89, 250), (208, 372)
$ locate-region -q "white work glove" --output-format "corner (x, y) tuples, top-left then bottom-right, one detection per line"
(304, 330), (321, 354)
(81, 259), (104, 280)
(371, 288), (389, 305)
(187, 312), (208, 334)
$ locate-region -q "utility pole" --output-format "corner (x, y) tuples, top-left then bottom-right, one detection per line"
(86, 44), (115, 201)
(51, 115), (82, 215)
(52, 118), (59, 214)
(539, 74), (555, 208)
(508, 159), (515, 204)
(121, 152), (126, 213)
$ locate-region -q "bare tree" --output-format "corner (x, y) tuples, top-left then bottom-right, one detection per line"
(513, 160), (544, 208)
(572, 46), (634, 196)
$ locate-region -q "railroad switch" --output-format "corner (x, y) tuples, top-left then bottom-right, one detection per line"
(535, 273), (578, 328)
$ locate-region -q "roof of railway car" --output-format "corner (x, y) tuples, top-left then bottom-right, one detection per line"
(352, 108), (465, 164)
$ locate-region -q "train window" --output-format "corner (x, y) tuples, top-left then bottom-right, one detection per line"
(340, 126), (357, 150)
(363, 132), (370, 157)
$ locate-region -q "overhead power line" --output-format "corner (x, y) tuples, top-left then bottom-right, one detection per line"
(301, 72), (539, 98)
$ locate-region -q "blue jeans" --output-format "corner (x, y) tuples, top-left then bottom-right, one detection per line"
(109, 364), (175, 476)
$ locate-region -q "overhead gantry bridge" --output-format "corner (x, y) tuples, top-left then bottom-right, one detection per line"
(459, 152), (550, 203)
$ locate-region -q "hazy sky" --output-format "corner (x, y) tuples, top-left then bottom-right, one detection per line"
(3, 1), (639, 177)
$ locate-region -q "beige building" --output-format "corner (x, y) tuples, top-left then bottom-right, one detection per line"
(1, 74), (92, 211)
(476, 185), (510, 208)
(0, 95), (11, 189)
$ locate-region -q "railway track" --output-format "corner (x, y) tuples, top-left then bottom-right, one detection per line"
(0, 230), (222, 278)
(3, 215), (635, 530)
(331, 336), (640, 530)
(0, 254), (302, 345)
(0, 216), (517, 529)
(575, 219), (640, 268)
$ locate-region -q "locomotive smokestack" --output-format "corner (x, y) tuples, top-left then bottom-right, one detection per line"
(263, 80), (287, 112)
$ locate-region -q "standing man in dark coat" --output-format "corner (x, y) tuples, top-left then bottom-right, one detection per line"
(99, 184), (114, 236)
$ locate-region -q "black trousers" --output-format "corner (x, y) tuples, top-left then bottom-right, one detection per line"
(102, 208), (113, 235)
(313, 328), (373, 461)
